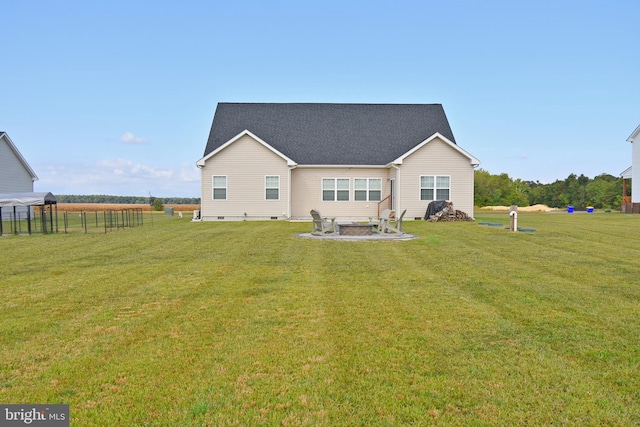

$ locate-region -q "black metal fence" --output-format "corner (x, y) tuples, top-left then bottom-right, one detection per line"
(0, 207), (145, 235)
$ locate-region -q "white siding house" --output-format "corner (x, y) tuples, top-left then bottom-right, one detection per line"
(0, 132), (38, 193)
(197, 103), (480, 221)
(623, 125), (640, 213)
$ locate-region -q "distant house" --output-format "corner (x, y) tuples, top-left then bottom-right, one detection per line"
(196, 103), (480, 221)
(622, 125), (640, 213)
(0, 132), (38, 193)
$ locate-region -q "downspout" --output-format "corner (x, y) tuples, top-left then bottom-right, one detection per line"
(196, 161), (204, 219)
(391, 164), (401, 215)
(472, 163), (480, 219)
(288, 166), (294, 219)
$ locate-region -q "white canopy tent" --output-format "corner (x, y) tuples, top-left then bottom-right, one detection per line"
(0, 192), (58, 235)
(0, 192), (57, 207)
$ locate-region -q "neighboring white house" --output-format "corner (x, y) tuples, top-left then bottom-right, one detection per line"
(622, 125), (640, 213)
(196, 103), (480, 221)
(0, 131), (38, 193)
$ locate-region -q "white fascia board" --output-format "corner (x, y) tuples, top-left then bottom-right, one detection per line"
(627, 124), (640, 142)
(1, 132), (39, 180)
(391, 132), (481, 167)
(621, 166), (632, 178)
(196, 129), (297, 167)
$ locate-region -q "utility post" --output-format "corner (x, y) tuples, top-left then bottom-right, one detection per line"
(509, 205), (518, 232)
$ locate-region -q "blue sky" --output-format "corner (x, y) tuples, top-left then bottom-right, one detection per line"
(2, 0), (639, 197)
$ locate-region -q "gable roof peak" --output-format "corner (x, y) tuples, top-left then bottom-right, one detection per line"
(1, 132), (38, 180)
(627, 124), (640, 142)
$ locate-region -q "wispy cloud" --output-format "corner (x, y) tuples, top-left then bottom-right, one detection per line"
(97, 158), (173, 179)
(120, 131), (149, 144)
(178, 162), (200, 183)
(516, 153), (529, 159)
(34, 158), (200, 197)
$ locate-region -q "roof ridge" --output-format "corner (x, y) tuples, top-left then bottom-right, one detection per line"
(217, 102), (443, 106)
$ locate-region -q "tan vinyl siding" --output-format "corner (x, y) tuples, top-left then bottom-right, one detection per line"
(291, 167), (391, 219)
(0, 137), (35, 193)
(398, 136), (475, 218)
(199, 135), (290, 220)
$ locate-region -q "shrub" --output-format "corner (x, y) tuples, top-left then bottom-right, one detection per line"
(152, 198), (164, 211)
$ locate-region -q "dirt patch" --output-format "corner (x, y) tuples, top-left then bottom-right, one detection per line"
(480, 204), (557, 212)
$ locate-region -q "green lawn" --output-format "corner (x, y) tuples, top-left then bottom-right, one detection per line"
(1, 211), (639, 426)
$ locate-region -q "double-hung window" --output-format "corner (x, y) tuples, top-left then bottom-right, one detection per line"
(212, 175), (227, 200)
(354, 178), (382, 201)
(265, 176), (279, 200)
(322, 178), (350, 201)
(420, 175), (450, 201)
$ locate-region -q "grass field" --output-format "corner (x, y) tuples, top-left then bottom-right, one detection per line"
(1, 211), (639, 426)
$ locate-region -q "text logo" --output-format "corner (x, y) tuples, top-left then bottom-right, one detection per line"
(1, 405), (69, 427)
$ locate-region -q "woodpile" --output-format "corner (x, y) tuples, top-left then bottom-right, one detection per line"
(427, 202), (473, 222)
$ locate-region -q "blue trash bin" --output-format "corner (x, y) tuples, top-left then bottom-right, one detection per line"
(567, 206), (574, 213)
(587, 207), (594, 213)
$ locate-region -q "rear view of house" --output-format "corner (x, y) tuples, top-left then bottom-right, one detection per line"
(196, 103), (480, 221)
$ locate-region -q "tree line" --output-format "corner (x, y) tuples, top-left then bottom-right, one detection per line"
(474, 169), (625, 209)
(56, 195), (201, 205)
(57, 171), (626, 210)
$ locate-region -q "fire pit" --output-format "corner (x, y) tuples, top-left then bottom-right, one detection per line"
(337, 223), (375, 236)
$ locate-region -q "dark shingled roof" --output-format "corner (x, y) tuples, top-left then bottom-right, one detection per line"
(203, 103), (456, 165)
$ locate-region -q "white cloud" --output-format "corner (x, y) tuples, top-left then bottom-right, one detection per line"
(34, 158), (200, 197)
(97, 158), (173, 179)
(120, 131), (149, 144)
(178, 162), (200, 183)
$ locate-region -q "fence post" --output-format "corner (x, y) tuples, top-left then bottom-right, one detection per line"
(40, 207), (46, 234)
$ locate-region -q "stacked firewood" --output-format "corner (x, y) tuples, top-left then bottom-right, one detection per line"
(427, 202), (473, 222)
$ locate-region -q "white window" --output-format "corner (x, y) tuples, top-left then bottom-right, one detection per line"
(322, 178), (350, 201)
(213, 175), (227, 200)
(354, 178), (382, 201)
(265, 176), (279, 200)
(420, 175), (450, 201)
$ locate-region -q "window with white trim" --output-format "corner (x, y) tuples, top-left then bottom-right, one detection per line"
(354, 178), (382, 201)
(420, 175), (450, 201)
(322, 178), (350, 201)
(212, 175), (227, 200)
(265, 176), (279, 200)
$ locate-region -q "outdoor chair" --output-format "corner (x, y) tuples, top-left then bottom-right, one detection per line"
(380, 209), (406, 234)
(375, 209), (394, 233)
(310, 209), (337, 235)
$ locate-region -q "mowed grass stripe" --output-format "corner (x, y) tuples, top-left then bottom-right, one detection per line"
(425, 213), (640, 423)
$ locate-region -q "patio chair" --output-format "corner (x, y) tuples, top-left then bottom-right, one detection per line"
(380, 209), (406, 234)
(310, 209), (337, 235)
(375, 209), (394, 233)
